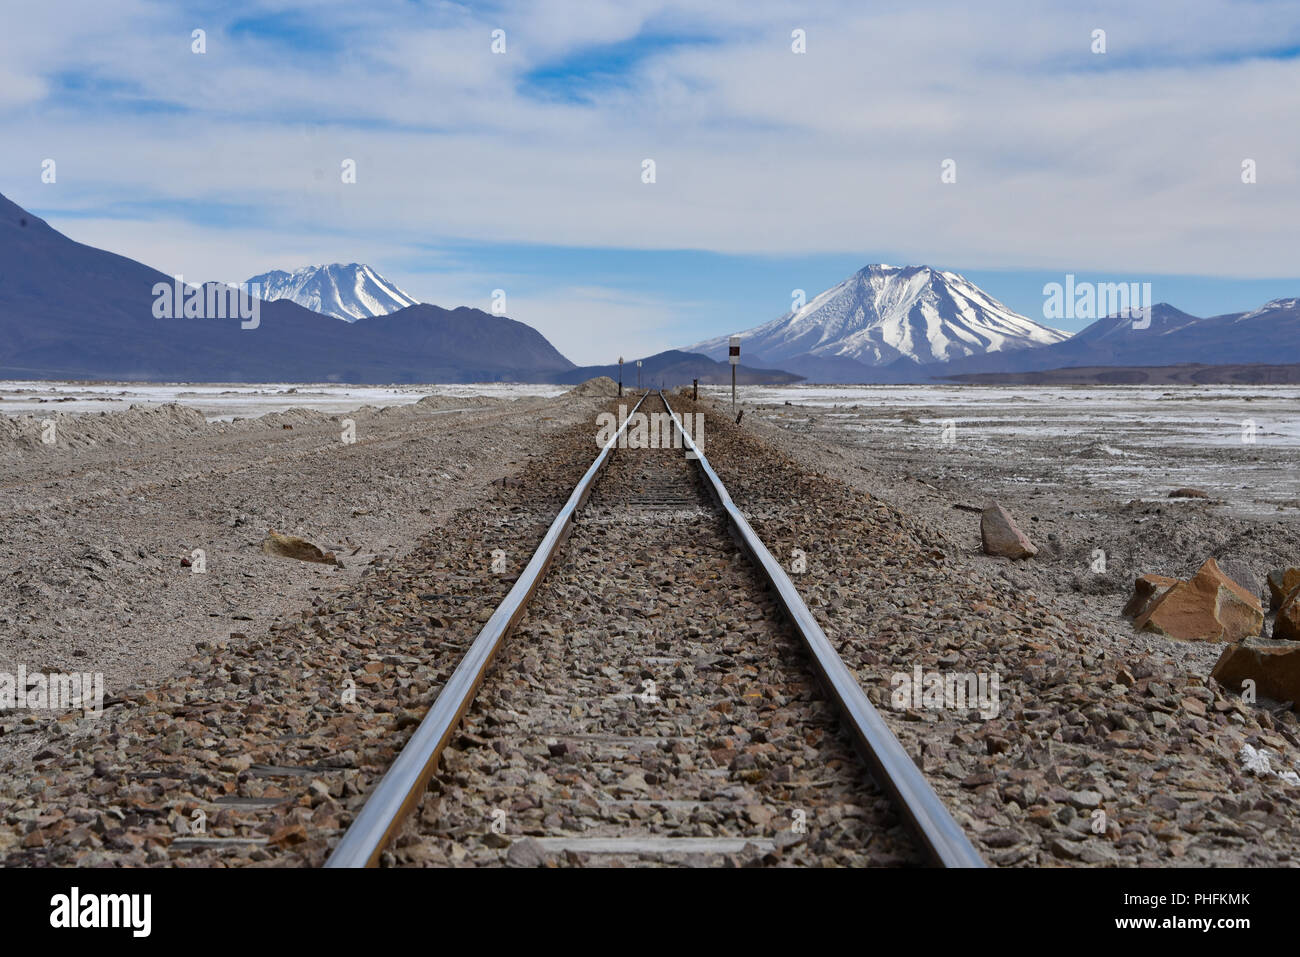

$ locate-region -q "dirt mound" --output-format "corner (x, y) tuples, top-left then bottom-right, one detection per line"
(0, 403), (210, 458)
(565, 376), (619, 397)
(414, 394), (504, 411)
(0, 392), (518, 457)
(226, 407), (337, 431)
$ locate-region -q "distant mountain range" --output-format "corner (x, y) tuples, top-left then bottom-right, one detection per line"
(247, 263), (419, 321)
(686, 264), (1300, 383)
(4, 188), (1295, 386)
(942, 362), (1300, 386)
(933, 299), (1300, 379)
(687, 264), (1068, 382)
(0, 192), (800, 385)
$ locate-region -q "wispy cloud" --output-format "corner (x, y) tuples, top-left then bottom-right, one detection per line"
(4, 0), (1300, 361)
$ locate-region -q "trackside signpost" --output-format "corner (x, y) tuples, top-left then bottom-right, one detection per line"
(729, 335), (740, 411)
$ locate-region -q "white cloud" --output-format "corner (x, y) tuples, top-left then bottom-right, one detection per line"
(4, 0), (1300, 310)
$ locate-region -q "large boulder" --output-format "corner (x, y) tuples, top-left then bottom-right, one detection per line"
(980, 501), (1036, 559)
(1135, 557), (1263, 642)
(1211, 636), (1300, 706)
(1267, 568), (1300, 610)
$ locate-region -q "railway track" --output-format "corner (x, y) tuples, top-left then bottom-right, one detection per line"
(326, 391), (983, 868)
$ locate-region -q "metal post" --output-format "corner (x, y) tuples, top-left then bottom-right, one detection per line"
(693, 378), (698, 401)
(636, 359), (642, 391)
(618, 357), (623, 397)
(728, 335), (740, 413)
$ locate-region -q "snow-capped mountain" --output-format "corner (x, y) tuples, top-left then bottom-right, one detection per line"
(688, 265), (1069, 371)
(0, 191), (576, 382)
(246, 263), (420, 321)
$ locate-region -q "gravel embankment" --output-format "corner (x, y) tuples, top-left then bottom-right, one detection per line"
(0, 394), (584, 765)
(0, 394), (605, 864)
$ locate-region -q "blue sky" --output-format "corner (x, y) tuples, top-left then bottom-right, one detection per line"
(5, 1), (1300, 363)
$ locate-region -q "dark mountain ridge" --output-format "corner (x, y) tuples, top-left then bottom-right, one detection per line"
(0, 192), (574, 383)
(548, 349), (802, 387)
(930, 300), (1300, 381)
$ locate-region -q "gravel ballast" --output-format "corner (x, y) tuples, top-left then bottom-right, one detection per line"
(3, 389), (1297, 866)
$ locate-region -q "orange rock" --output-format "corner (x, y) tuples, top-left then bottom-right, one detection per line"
(1122, 574), (1180, 619)
(1135, 558), (1263, 642)
(267, 823), (308, 847)
(1211, 636), (1300, 707)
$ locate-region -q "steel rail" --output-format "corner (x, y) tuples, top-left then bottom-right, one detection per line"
(659, 391), (985, 868)
(325, 392), (649, 867)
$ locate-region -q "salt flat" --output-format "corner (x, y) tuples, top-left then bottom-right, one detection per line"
(0, 381), (567, 421)
(718, 383), (1300, 521)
